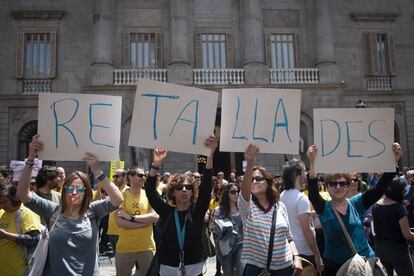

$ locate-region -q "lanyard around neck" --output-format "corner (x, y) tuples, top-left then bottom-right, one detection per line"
(174, 208), (189, 251)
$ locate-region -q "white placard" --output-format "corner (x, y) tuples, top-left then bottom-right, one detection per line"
(313, 108), (395, 173)
(10, 159), (42, 181)
(38, 93), (122, 161)
(128, 79), (218, 155)
(220, 88), (302, 154)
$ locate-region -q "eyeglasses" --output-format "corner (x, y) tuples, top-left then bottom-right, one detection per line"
(194, 176), (200, 179)
(327, 181), (349, 189)
(66, 185), (86, 193)
(175, 184), (193, 191)
(229, 190), (239, 195)
(113, 175), (122, 179)
(129, 172), (145, 178)
(252, 176), (265, 183)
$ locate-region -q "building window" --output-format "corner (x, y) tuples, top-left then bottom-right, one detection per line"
(24, 33), (52, 78)
(265, 33), (302, 68)
(362, 32), (395, 76)
(201, 34), (227, 69)
(16, 32), (57, 79)
(375, 34), (390, 75)
(18, 120), (37, 160)
(124, 32), (162, 68)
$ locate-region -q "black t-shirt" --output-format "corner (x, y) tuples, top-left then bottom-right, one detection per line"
(372, 202), (407, 244)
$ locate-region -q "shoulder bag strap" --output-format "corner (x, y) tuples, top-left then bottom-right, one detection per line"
(266, 203), (278, 270)
(330, 203), (357, 255)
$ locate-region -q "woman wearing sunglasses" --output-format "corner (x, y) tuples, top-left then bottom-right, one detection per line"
(240, 144), (303, 276)
(16, 135), (123, 275)
(144, 136), (218, 276)
(210, 183), (244, 276)
(306, 143), (403, 276)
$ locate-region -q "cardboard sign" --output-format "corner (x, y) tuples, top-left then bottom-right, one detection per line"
(220, 88), (302, 154)
(313, 108), (395, 173)
(128, 79), (218, 155)
(38, 93), (122, 161)
(110, 160), (125, 181)
(10, 159), (42, 181)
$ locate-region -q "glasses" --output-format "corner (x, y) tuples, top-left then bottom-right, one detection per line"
(66, 185), (86, 193)
(113, 175), (122, 179)
(194, 176), (200, 179)
(229, 190), (239, 195)
(129, 172), (145, 178)
(175, 184), (193, 191)
(351, 178), (359, 182)
(252, 176), (265, 183)
(327, 181), (349, 189)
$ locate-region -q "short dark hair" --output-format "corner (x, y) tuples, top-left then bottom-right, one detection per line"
(0, 182), (21, 207)
(384, 177), (405, 203)
(282, 159), (304, 190)
(35, 166), (57, 189)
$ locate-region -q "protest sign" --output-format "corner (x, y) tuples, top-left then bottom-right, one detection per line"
(220, 88), (301, 154)
(128, 79), (218, 155)
(313, 108), (395, 173)
(110, 160), (125, 181)
(10, 159), (42, 181)
(37, 93), (122, 161)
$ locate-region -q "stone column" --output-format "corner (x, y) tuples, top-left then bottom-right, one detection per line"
(87, 0), (114, 86)
(167, 0), (192, 84)
(240, 0), (269, 84)
(314, 0), (339, 84)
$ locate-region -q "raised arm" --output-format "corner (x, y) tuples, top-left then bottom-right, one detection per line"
(362, 143), (403, 208)
(195, 136), (218, 215)
(240, 144), (259, 202)
(17, 135), (42, 202)
(83, 152), (123, 208)
(306, 145), (325, 214)
(145, 149), (169, 216)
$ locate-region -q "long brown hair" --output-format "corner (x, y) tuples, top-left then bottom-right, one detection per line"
(252, 166), (279, 212)
(61, 171), (93, 216)
(166, 173), (199, 206)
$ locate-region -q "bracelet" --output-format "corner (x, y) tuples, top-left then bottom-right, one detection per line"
(25, 160), (35, 167)
(130, 215), (135, 222)
(150, 164), (160, 171)
(97, 173), (107, 182)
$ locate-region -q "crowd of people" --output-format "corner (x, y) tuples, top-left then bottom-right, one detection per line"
(1, 135), (414, 276)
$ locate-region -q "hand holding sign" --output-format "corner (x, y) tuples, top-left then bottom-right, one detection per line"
(28, 135), (43, 160)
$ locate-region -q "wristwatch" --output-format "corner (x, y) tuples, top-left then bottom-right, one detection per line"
(130, 215), (135, 222)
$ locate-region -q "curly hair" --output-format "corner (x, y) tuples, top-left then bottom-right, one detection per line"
(35, 165), (57, 189)
(166, 173), (199, 206)
(251, 166), (279, 212)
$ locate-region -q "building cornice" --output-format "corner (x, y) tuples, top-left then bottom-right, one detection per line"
(10, 10), (65, 21)
(350, 13), (399, 23)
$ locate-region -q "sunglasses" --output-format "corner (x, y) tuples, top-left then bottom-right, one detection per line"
(229, 190), (239, 195)
(113, 175), (122, 179)
(175, 184), (193, 191)
(252, 176), (265, 183)
(129, 172), (146, 178)
(66, 185), (86, 193)
(327, 181), (349, 189)
(193, 176), (200, 179)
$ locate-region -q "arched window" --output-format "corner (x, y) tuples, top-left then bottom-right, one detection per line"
(18, 121), (37, 160)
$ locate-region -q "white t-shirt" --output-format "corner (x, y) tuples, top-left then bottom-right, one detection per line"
(280, 189), (314, 256)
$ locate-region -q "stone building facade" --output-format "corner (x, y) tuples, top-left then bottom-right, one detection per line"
(0, 0), (413, 176)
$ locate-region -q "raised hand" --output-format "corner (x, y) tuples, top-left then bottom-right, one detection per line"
(244, 144), (259, 164)
(204, 135), (218, 155)
(153, 149), (167, 166)
(28, 135), (43, 160)
(306, 145), (318, 162)
(83, 152), (100, 175)
(392, 143), (403, 162)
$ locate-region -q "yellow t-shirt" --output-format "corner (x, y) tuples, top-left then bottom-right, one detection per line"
(107, 185), (128, 236)
(209, 198), (219, 212)
(116, 189), (155, 253)
(156, 182), (167, 195)
(0, 205), (41, 276)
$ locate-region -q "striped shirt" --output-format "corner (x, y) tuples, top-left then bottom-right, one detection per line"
(239, 194), (293, 270)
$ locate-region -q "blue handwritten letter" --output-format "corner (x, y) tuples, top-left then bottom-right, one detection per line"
(142, 93), (179, 140)
(252, 98), (268, 142)
(320, 119), (341, 157)
(367, 120), (386, 158)
(50, 98), (79, 148)
(169, 100), (199, 145)
(232, 96), (248, 141)
(89, 103), (114, 148)
(272, 98), (292, 143)
(345, 121), (365, 157)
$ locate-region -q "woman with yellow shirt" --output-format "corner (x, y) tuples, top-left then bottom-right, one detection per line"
(0, 182), (41, 276)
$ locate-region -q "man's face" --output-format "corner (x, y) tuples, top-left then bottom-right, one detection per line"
(113, 171), (125, 187)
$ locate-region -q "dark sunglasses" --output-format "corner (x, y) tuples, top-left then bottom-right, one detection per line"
(175, 184), (193, 191)
(193, 176), (200, 179)
(113, 175), (122, 179)
(252, 176), (265, 183)
(129, 172), (145, 178)
(327, 181), (349, 189)
(229, 190), (239, 195)
(66, 185), (86, 193)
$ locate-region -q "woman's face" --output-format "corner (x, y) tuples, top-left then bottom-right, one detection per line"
(327, 177), (349, 201)
(228, 186), (239, 204)
(349, 176), (359, 193)
(251, 169), (268, 196)
(65, 177), (86, 207)
(173, 179), (193, 205)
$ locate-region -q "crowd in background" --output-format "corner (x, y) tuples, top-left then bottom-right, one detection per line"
(1, 136), (414, 275)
